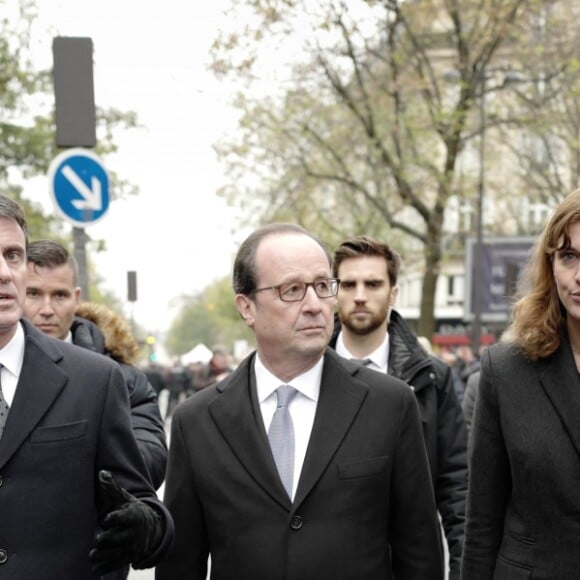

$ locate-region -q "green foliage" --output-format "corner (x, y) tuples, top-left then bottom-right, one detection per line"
(2, 187), (62, 239)
(164, 277), (254, 357)
(210, 0), (577, 336)
(0, 2), (53, 181)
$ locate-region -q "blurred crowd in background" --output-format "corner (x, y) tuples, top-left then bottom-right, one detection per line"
(141, 345), (236, 420)
(141, 338), (483, 427)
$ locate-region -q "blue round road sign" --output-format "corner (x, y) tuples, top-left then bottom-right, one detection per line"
(48, 148), (110, 228)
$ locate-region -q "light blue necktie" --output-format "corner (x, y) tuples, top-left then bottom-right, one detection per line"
(268, 385), (298, 498)
(350, 357), (372, 367)
(0, 365), (8, 439)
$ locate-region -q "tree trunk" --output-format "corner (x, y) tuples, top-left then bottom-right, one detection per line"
(418, 258), (438, 339)
(418, 219), (443, 339)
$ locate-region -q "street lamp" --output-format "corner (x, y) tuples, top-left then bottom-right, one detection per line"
(472, 71), (487, 355)
(443, 67), (487, 352)
(445, 68), (538, 353)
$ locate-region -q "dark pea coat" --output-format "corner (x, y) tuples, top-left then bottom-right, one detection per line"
(462, 337), (580, 579)
(156, 348), (443, 580)
(0, 320), (173, 579)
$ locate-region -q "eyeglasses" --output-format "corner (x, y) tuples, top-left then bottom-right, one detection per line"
(252, 278), (340, 302)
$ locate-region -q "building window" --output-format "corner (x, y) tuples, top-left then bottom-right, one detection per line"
(447, 274), (464, 305)
(527, 202), (550, 230)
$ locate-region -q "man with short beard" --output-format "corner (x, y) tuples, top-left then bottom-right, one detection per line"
(329, 235), (468, 580)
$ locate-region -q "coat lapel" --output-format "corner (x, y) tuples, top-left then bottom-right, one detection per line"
(209, 350), (369, 509)
(209, 354), (291, 508)
(0, 322), (67, 469)
(294, 350), (368, 506)
(538, 338), (580, 460)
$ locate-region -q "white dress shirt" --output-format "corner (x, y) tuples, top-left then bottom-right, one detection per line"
(255, 353), (322, 501)
(335, 330), (390, 374)
(0, 322), (26, 406)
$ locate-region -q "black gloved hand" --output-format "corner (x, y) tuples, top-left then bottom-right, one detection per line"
(89, 470), (164, 575)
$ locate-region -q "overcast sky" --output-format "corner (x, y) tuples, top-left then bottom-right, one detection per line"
(17, 0), (248, 333)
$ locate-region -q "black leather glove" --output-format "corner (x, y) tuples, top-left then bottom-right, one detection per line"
(89, 470), (164, 575)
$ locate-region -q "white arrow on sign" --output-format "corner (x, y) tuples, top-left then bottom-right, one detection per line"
(62, 164), (103, 211)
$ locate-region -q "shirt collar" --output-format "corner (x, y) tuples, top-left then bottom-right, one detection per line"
(255, 353), (323, 404)
(335, 330), (389, 371)
(0, 322), (25, 379)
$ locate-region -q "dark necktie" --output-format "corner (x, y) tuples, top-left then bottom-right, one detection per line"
(0, 365), (9, 439)
(350, 357), (372, 367)
(268, 385), (298, 498)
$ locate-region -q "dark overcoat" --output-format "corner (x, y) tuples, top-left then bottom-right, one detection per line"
(157, 348), (443, 580)
(0, 320), (173, 579)
(462, 337), (580, 579)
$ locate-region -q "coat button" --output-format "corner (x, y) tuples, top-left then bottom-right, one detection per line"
(0, 475), (3, 487)
(290, 515), (303, 530)
(0, 549), (7, 564)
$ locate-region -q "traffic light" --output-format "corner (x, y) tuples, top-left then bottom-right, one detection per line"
(52, 37), (96, 147)
(144, 335), (156, 362)
(127, 271), (137, 302)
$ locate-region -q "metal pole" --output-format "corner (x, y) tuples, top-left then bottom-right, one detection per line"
(472, 73), (486, 354)
(72, 226), (90, 300)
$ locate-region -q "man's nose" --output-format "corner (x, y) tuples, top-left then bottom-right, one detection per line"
(302, 284), (323, 310)
(354, 284), (367, 301)
(0, 257), (12, 282)
(39, 296), (56, 314)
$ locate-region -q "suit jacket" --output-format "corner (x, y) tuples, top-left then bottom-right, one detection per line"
(156, 348), (443, 580)
(0, 320), (173, 579)
(331, 310), (468, 579)
(461, 337), (580, 579)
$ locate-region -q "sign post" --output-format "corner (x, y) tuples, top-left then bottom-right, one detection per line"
(48, 148), (110, 299)
(48, 148), (110, 228)
(52, 37), (100, 300)
(72, 227), (90, 300)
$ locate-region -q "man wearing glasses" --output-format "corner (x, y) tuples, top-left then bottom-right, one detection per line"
(157, 223), (443, 580)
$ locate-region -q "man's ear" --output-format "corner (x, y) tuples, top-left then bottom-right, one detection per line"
(74, 286), (82, 306)
(389, 285), (399, 307)
(235, 294), (255, 327)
